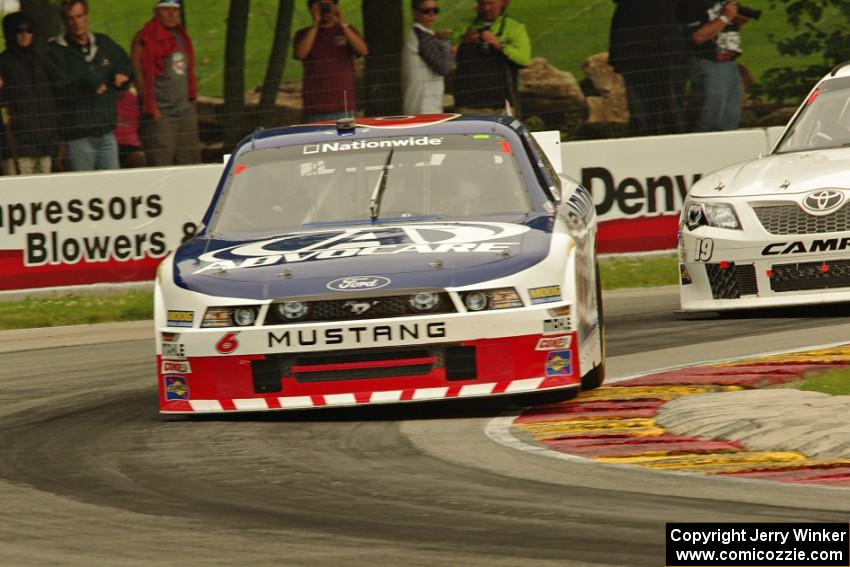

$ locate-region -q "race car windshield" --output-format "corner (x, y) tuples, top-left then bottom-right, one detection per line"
(209, 133), (532, 234)
(776, 82), (850, 153)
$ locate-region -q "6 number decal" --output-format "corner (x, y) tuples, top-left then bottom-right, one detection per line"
(216, 332), (240, 354)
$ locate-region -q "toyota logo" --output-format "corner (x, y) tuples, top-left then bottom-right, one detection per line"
(326, 276), (391, 292)
(802, 189), (845, 213)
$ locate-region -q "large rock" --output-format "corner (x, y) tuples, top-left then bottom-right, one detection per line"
(519, 57), (586, 128)
(581, 52), (628, 124)
(520, 57), (585, 101)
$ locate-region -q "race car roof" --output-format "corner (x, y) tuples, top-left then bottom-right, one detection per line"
(234, 114), (524, 155)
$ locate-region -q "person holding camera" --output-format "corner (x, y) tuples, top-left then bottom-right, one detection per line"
(453, 0), (531, 115)
(293, 0), (368, 123)
(678, 0), (757, 131)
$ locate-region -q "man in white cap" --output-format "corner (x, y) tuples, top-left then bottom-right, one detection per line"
(132, 0), (200, 166)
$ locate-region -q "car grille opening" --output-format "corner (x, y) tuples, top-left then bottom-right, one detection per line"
(251, 346), (480, 389)
(264, 292), (456, 325)
(705, 263), (758, 299)
(770, 260), (850, 292)
(753, 203), (850, 235)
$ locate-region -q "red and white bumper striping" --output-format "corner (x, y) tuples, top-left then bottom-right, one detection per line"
(158, 332), (579, 414)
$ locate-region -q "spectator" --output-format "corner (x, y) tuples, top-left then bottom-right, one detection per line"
(0, 11), (58, 175)
(402, 0), (452, 115)
(608, 1), (688, 136)
(453, 0), (531, 114)
(132, 0), (201, 166)
(678, 0), (749, 131)
(47, 0), (133, 171)
(114, 86), (146, 168)
(293, 0), (368, 123)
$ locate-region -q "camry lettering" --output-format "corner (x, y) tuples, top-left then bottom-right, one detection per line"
(267, 322), (446, 348)
(762, 238), (850, 256)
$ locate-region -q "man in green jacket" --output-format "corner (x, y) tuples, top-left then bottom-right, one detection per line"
(48, 0), (133, 171)
(454, 0), (531, 114)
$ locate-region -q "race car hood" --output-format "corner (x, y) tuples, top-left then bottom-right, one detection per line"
(689, 148), (850, 198)
(172, 215), (557, 300)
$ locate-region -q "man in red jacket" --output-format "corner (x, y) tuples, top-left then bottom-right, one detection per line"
(132, 0), (200, 166)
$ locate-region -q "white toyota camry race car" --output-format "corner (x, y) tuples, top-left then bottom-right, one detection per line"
(680, 65), (850, 312)
(155, 114), (604, 414)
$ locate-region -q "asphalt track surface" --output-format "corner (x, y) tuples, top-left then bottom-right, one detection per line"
(2, 287), (850, 566)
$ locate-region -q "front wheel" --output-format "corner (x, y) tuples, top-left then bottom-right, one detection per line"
(581, 260), (606, 391)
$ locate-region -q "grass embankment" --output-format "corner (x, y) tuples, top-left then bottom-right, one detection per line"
(797, 370), (850, 396)
(0, 255), (679, 330)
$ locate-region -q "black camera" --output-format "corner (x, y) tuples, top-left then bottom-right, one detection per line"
(320, 3), (331, 14)
(737, 5), (762, 19)
(477, 23), (492, 52)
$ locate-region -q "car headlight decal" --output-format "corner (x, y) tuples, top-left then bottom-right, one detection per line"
(684, 201), (741, 230)
(460, 288), (523, 312)
(202, 306), (260, 328)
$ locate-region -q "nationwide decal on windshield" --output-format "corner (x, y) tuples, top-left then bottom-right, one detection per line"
(194, 222), (530, 273)
(303, 137), (444, 154)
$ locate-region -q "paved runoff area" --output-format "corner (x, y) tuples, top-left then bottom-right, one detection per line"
(512, 346), (850, 486)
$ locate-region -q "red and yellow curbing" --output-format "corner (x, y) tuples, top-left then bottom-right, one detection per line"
(512, 346), (850, 486)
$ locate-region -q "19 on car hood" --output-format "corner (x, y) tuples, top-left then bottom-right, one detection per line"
(172, 215), (556, 300)
(690, 148), (850, 198)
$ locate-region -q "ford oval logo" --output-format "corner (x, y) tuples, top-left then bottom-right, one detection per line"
(802, 189), (845, 213)
(326, 276), (391, 292)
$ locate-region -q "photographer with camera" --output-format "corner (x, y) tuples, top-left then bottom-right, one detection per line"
(453, 0), (531, 115)
(677, 0), (758, 131)
(294, 0), (368, 123)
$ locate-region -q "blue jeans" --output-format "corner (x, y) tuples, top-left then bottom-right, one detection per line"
(690, 58), (742, 132)
(66, 132), (121, 171)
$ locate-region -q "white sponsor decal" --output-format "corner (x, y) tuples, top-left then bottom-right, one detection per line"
(162, 342), (186, 358)
(161, 360), (192, 374)
(327, 276), (391, 292)
(535, 335), (572, 351)
(303, 137), (444, 154)
(194, 222), (530, 273)
(543, 317), (570, 334)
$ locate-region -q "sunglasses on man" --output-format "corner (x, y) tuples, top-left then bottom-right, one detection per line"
(17, 28), (32, 34)
(416, 7), (440, 15)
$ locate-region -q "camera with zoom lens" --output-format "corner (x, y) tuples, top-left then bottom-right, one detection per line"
(737, 5), (762, 19)
(320, 3), (331, 14)
(477, 23), (492, 53)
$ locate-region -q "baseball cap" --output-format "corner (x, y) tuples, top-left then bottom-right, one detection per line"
(156, 0), (181, 7)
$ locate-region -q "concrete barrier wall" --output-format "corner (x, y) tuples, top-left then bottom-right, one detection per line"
(0, 127), (782, 292)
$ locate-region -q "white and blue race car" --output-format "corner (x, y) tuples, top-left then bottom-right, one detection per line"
(680, 65), (850, 312)
(155, 114), (604, 413)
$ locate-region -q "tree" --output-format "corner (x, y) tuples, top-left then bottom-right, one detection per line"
(361, 0), (403, 116)
(757, 0), (850, 101)
(224, 0), (251, 149)
(258, 0), (295, 124)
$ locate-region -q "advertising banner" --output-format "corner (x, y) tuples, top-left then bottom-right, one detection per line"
(0, 165), (221, 291)
(562, 130), (775, 253)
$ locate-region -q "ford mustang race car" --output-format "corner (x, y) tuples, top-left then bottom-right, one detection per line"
(155, 114), (604, 413)
(680, 65), (850, 311)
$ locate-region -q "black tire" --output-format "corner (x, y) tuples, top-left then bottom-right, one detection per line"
(581, 260), (606, 391)
(511, 386), (579, 407)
